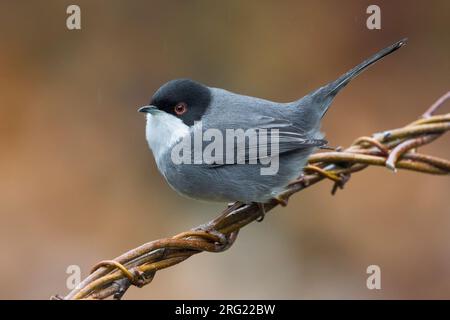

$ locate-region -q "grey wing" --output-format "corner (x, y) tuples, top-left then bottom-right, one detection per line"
(258, 116), (326, 153)
(199, 115), (326, 167)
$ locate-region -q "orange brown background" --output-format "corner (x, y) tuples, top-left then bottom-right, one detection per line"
(0, 0), (449, 299)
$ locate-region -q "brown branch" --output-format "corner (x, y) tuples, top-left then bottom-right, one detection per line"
(60, 93), (450, 300)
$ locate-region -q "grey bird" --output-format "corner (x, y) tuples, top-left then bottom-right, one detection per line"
(139, 39), (407, 219)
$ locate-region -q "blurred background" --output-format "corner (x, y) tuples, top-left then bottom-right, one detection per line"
(0, 0), (449, 299)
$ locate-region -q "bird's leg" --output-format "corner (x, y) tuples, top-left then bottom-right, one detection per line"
(212, 201), (245, 225)
(255, 202), (266, 222)
(331, 171), (352, 195)
(194, 201), (246, 246)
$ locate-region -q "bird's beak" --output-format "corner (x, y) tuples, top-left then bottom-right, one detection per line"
(138, 105), (158, 114)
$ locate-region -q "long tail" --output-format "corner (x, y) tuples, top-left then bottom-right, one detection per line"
(311, 38), (407, 117)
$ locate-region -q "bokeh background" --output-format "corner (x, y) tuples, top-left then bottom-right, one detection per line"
(0, 0), (449, 299)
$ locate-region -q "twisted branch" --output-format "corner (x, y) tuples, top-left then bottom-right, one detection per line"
(59, 92), (450, 300)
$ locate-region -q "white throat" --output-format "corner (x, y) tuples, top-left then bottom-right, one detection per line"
(145, 113), (189, 165)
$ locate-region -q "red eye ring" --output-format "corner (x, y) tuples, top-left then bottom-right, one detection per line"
(174, 102), (187, 115)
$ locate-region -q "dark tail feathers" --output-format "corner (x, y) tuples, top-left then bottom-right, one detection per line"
(312, 38), (407, 117)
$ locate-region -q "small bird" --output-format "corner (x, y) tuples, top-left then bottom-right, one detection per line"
(139, 39), (406, 218)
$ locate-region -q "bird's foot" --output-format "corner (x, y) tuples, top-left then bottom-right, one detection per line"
(192, 202), (246, 249)
(255, 202), (266, 222)
(190, 225), (239, 251)
(331, 172), (351, 195)
(193, 223), (228, 247)
(219, 201), (245, 219)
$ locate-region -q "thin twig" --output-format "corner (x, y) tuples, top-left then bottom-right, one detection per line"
(60, 93), (450, 300)
(422, 91), (450, 118)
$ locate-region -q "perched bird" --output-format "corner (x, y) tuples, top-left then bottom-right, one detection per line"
(139, 39), (407, 219)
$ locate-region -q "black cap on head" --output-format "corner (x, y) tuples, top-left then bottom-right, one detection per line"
(150, 79), (211, 126)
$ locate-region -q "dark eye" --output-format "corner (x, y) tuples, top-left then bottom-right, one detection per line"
(174, 102), (187, 115)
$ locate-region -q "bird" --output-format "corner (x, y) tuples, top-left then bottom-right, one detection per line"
(139, 39), (407, 220)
